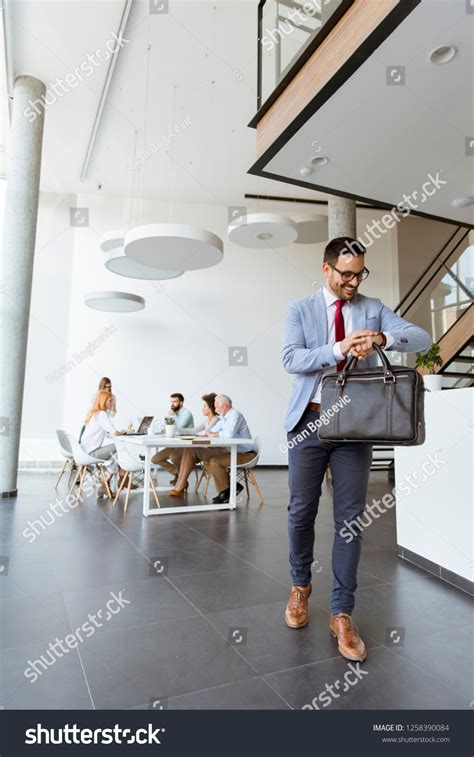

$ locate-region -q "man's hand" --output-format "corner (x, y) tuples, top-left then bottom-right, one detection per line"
(205, 431), (219, 437)
(340, 330), (378, 357)
(342, 331), (385, 361)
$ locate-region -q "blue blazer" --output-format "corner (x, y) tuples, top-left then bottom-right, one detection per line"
(282, 289), (431, 432)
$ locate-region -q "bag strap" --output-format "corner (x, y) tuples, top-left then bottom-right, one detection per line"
(337, 343), (396, 385)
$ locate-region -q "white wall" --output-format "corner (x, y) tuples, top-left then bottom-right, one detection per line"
(21, 193), (400, 464)
(395, 388), (473, 582)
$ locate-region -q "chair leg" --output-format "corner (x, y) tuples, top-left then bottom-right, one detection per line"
(248, 469), (264, 505)
(124, 474), (132, 512)
(69, 465), (82, 497)
(54, 459), (67, 489)
(149, 475), (161, 509)
(195, 468), (205, 493)
(203, 470), (210, 496)
(243, 469), (250, 498)
(67, 460), (75, 487)
(77, 465), (87, 500)
(113, 472), (128, 506)
(99, 466), (112, 498)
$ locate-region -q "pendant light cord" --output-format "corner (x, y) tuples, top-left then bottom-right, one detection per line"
(169, 83), (176, 223)
(140, 42), (152, 223)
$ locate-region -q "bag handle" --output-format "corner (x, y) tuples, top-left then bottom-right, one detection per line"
(337, 343), (396, 385)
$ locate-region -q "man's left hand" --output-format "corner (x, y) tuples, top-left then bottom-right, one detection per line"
(351, 332), (385, 360)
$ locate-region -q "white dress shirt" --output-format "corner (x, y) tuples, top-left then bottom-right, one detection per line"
(212, 408), (254, 453)
(311, 286), (393, 403)
(81, 411), (117, 454)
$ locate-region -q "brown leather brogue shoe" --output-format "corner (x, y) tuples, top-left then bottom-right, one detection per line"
(329, 613), (367, 662)
(284, 584), (312, 629)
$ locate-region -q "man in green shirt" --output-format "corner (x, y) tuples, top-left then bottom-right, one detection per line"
(152, 393), (194, 484)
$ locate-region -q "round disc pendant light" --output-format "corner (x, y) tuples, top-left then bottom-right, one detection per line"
(100, 230), (126, 253)
(293, 213), (329, 244)
(124, 224), (223, 271)
(104, 248), (184, 280)
(228, 213), (298, 249)
(84, 291), (145, 312)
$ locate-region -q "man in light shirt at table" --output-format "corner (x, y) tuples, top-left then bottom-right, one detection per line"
(204, 394), (255, 504)
(152, 392), (195, 484)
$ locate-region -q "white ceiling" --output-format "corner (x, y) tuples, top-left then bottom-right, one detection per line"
(261, 0), (474, 226)
(4, 0), (329, 206)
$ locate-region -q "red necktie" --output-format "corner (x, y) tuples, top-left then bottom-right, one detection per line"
(334, 299), (346, 371)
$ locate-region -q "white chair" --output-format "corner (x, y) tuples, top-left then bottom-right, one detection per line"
(195, 437), (264, 504)
(236, 436), (264, 505)
(55, 430), (75, 489)
(66, 434), (114, 500)
(113, 437), (160, 512)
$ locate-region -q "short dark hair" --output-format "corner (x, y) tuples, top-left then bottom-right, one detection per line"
(202, 393), (217, 414)
(323, 237), (366, 264)
(170, 393), (184, 403)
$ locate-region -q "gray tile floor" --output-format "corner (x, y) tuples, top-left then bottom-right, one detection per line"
(0, 470), (472, 710)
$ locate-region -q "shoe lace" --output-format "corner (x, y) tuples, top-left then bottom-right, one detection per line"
(289, 588), (306, 609)
(335, 613), (359, 637)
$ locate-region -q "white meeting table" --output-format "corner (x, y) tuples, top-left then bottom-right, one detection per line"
(120, 434), (255, 516)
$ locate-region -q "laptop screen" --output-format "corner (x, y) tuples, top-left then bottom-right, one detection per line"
(137, 416), (153, 434)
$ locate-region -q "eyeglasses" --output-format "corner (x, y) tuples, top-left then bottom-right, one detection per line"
(328, 263), (370, 282)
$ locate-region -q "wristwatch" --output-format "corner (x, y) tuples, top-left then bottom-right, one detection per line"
(377, 331), (387, 348)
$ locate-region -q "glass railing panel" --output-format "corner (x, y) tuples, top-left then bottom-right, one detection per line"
(441, 375), (473, 389)
(402, 244), (473, 346)
(259, 0), (349, 107)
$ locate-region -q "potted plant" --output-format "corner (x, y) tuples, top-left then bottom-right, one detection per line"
(415, 343), (444, 391)
(164, 416), (176, 438)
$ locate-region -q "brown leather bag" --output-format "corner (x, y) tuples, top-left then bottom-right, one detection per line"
(318, 345), (426, 445)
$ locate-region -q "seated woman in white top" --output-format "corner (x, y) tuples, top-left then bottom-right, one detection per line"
(79, 377), (117, 444)
(169, 393), (219, 496)
(95, 377), (117, 416)
(81, 390), (124, 460)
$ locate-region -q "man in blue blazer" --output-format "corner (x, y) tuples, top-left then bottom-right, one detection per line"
(282, 236), (430, 662)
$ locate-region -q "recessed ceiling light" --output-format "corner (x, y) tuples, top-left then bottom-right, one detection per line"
(430, 45), (457, 65)
(451, 197), (474, 208)
(256, 232), (272, 240)
(300, 167), (313, 177)
(310, 155), (329, 167)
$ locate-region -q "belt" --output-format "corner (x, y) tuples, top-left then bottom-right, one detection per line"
(308, 402), (320, 412)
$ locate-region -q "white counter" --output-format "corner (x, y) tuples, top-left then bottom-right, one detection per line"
(394, 387), (473, 584)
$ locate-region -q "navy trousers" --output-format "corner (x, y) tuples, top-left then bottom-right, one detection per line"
(287, 407), (372, 615)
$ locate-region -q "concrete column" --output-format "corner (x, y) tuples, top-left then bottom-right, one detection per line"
(328, 195), (356, 239)
(0, 75), (46, 497)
